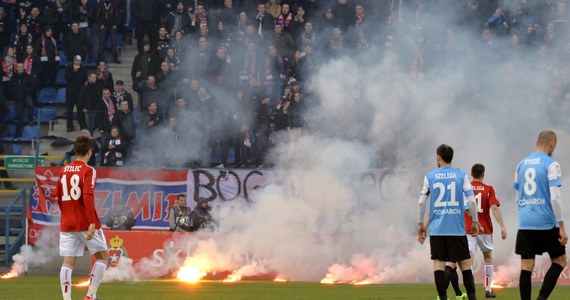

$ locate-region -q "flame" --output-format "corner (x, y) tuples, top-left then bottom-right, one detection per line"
(222, 273), (241, 283)
(0, 271), (19, 279)
(74, 279), (91, 287)
(491, 283), (504, 290)
(353, 279), (372, 285)
(177, 266), (207, 283)
(274, 274), (288, 282)
(320, 276), (336, 285)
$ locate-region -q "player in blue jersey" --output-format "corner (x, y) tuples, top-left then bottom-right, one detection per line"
(514, 130), (567, 300)
(418, 144), (480, 300)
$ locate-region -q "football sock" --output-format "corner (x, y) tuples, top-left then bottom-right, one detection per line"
(445, 266), (463, 296)
(519, 270), (532, 300)
(485, 263), (493, 292)
(461, 269), (476, 298)
(87, 259), (108, 298)
(60, 264), (73, 300)
(435, 270), (448, 299)
(538, 263), (563, 299)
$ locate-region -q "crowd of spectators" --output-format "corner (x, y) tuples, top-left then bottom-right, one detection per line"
(0, 0), (569, 169)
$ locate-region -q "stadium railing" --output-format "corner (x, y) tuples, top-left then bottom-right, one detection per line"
(1, 187), (27, 266)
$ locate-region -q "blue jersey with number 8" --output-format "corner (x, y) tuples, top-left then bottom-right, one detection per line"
(514, 152), (562, 230)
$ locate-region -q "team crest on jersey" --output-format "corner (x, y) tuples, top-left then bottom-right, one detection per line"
(107, 235), (128, 267)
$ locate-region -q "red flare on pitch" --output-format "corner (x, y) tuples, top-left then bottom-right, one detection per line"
(222, 273), (241, 283)
(273, 274), (288, 282)
(0, 270), (19, 279)
(353, 279), (372, 285)
(320, 276), (336, 285)
(74, 279), (91, 287)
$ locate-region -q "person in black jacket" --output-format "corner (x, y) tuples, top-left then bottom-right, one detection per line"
(253, 95), (271, 168)
(112, 98), (136, 152)
(95, 0), (121, 63)
(63, 21), (90, 63)
(9, 63), (34, 136)
(132, 0), (160, 53)
(35, 26), (58, 88)
(65, 55), (87, 131)
(190, 199), (215, 232)
(77, 72), (102, 133)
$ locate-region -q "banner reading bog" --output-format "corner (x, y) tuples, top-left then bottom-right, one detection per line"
(29, 167), (271, 244)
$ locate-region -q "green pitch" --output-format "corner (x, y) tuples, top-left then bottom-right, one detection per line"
(2, 275), (570, 299)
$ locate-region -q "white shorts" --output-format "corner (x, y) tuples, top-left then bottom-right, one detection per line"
(60, 229), (108, 257)
(467, 234), (494, 257)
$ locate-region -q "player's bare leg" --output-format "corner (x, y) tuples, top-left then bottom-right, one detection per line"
(85, 250), (110, 300)
(61, 257), (78, 300)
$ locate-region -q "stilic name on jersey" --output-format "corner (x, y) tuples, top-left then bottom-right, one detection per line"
(435, 173), (456, 179)
(524, 158), (541, 165)
(473, 186), (484, 191)
(433, 208), (462, 215)
(519, 198), (546, 206)
(63, 165), (81, 172)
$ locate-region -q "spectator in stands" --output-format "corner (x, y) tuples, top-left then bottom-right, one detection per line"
(298, 21), (316, 51)
(0, 7), (15, 54)
(132, 0), (160, 53)
(164, 47), (181, 73)
(97, 88), (117, 136)
(131, 41), (159, 102)
(26, 6), (44, 40)
(22, 44), (38, 95)
(273, 23), (294, 59)
(155, 61), (171, 87)
(190, 36), (209, 78)
(266, 0), (281, 19)
(165, 2), (191, 37)
(112, 98), (136, 152)
(13, 23), (34, 60)
(44, 0), (71, 42)
(65, 55), (87, 132)
(36, 26), (59, 88)
(277, 3), (294, 32)
(73, 0), (94, 43)
(190, 199), (215, 231)
(156, 26), (170, 60)
(112, 80), (133, 112)
(141, 100), (161, 134)
(78, 72), (102, 134)
(64, 130), (100, 167)
(96, 60), (114, 93)
(264, 44), (285, 105)
(169, 194), (192, 232)
(64, 21), (90, 63)
(255, 3), (274, 40)
(95, 0), (122, 64)
(170, 30), (188, 59)
(169, 96), (190, 120)
(10, 63), (34, 136)
(140, 75), (161, 112)
(193, 3), (209, 34)
(101, 126), (124, 166)
(2, 46), (17, 84)
(290, 6), (306, 38)
(105, 200), (135, 230)
(253, 95), (271, 168)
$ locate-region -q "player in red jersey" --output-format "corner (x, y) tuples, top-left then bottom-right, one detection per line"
(57, 136), (109, 300)
(445, 164), (507, 299)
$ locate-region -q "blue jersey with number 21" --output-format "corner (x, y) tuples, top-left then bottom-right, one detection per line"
(514, 152), (562, 230)
(421, 166), (474, 236)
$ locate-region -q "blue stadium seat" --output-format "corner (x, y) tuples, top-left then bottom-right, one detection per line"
(0, 124), (17, 141)
(37, 87), (57, 104)
(58, 50), (68, 67)
(56, 69), (67, 86)
(54, 88), (66, 104)
(35, 106), (57, 123)
(1, 105), (16, 122)
(11, 144), (22, 155)
(19, 125), (39, 140)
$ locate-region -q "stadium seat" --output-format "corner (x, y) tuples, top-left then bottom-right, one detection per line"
(0, 124), (17, 141)
(35, 106), (57, 123)
(55, 69), (67, 86)
(1, 105), (16, 122)
(58, 50), (68, 67)
(19, 125), (39, 140)
(11, 144), (22, 155)
(54, 88), (66, 104)
(37, 87), (57, 104)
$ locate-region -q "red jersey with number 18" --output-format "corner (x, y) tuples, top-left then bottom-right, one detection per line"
(56, 160), (101, 232)
(464, 181), (500, 234)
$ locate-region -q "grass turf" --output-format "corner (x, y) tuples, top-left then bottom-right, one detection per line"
(1, 275), (570, 299)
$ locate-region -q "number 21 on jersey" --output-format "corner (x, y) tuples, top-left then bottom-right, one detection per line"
(433, 182), (459, 207)
(60, 174), (81, 201)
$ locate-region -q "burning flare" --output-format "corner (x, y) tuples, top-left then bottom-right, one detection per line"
(353, 279), (372, 285)
(177, 267), (207, 283)
(222, 273), (241, 283)
(74, 279), (91, 287)
(320, 275), (336, 285)
(273, 274), (288, 282)
(0, 270), (19, 279)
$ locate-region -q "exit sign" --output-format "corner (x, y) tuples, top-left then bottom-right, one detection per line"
(4, 156), (46, 170)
